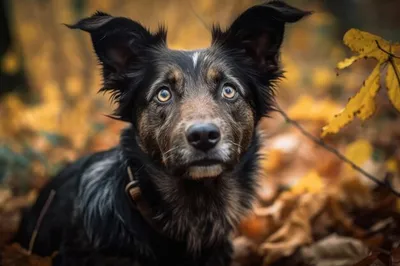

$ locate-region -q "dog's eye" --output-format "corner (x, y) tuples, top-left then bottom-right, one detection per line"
(221, 85), (237, 100)
(156, 87), (172, 103)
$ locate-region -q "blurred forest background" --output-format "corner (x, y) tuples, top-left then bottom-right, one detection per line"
(0, 0), (399, 265)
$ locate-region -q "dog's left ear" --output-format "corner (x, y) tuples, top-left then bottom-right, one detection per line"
(212, 1), (311, 71)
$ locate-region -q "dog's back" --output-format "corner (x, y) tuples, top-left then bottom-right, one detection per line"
(13, 150), (113, 256)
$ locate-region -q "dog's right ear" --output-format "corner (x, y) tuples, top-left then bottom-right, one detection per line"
(67, 12), (167, 120)
(212, 1), (311, 72)
(67, 11), (166, 81)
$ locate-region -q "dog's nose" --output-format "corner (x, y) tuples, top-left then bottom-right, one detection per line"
(186, 123), (221, 151)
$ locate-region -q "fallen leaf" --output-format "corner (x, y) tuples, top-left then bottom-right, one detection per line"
(1, 243), (54, 266)
(327, 197), (366, 238)
(0, 190), (37, 213)
(352, 252), (380, 266)
(391, 247), (400, 265)
(259, 193), (327, 264)
(301, 234), (369, 266)
(239, 214), (270, 242)
(232, 236), (261, 266)
(0, 189), (12, 206)
(290, 170), (325, 195)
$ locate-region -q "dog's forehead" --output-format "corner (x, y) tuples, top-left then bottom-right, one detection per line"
(146, 47), (245, 97)
(157, 48), (220, 73)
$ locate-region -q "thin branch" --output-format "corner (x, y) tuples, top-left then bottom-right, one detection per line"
(375, 40), (400, 59)
(189, 0), (212, 31)
(275, 104), (400, 197)
(28, 189), (56, 254)
(388, 57), (400, 88)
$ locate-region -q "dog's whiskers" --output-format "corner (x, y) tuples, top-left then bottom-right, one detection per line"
(163, 147), (180, 162)
(227, 141), (242, 149)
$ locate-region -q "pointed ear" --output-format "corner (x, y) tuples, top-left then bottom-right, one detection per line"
(66, 12), (167, 121)
(67, 11), (166, 77)
(212, 1), (311, 71)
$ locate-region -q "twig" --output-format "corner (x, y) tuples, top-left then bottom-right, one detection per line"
(375, 40), (400, 59)
(275, 104), (400, 197)
(28, 189), (56, 254)
(388, 56), (400, 88)
(189, 0), (212, 31)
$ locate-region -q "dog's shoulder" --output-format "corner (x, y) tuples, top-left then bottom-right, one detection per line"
(12, 148), (120, 256)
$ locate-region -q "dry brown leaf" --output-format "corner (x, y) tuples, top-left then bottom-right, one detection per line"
(290, 170), (325, 195)
(351, 251), (381, 266)
(238, 214), (271, 243)
(0, 189), (12, 207)
(301, 234), (369, 266)
(259, 193), (327, 264)
(254, 191), (300, 222)
(1, 243), (54, 266)
(327, 197), (366, 238)
(232, 236), (261, 266)
(392, 247), (400, 265)
(260, 133), (301, 174)
(0, 190), (37, 213)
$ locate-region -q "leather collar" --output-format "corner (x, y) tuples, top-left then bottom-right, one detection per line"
(125, 166), (165, 235)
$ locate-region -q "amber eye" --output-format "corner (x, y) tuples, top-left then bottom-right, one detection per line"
(221, 85), (237, 100)
(157, 87), (172, 102)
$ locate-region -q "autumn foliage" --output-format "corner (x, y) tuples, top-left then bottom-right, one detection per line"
(0, 0), (399, 266)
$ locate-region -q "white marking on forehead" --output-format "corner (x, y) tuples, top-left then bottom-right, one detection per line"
(192, 52), (200, 68)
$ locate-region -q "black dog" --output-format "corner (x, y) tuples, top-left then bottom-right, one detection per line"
(13, 1), (310, 265)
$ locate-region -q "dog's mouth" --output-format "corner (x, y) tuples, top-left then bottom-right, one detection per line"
(172, 159), (225, 180)
(186, 159), (224, 180)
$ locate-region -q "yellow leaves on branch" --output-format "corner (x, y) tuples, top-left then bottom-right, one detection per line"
(322, 29), (400, 137)
(386, 56), (400, 110)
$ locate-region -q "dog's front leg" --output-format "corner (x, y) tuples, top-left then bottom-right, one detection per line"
(203, 241), (233, 266)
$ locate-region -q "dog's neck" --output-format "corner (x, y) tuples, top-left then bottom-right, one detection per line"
(119, 126), (259, 252)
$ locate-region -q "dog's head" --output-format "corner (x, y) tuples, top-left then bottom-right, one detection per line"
(69, 1), (310, 180)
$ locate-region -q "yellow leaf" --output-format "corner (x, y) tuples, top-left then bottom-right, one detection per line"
(337, 55), (363, 70)
(291, 170), (324, 194)
(343, 139), (373, 175)
(386, 58), (400, 111)
(343, 28), (390, 62)
(322, 63), (381, 137)
(288, 95), (341, 123)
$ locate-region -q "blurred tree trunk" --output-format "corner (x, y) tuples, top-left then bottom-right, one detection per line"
(0, 0), (27, 98)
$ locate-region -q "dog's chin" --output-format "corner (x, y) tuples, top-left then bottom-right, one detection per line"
(187, 164), (223, 180)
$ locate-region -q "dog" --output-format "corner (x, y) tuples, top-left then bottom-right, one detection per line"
(13, 1), (310, 265)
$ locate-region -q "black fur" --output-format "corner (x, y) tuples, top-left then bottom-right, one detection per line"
(13, 1), (310, 265)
